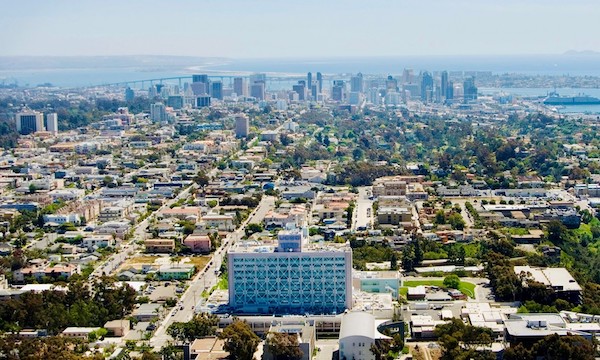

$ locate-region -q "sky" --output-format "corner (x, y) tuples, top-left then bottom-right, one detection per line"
(1, 0), (599, 58)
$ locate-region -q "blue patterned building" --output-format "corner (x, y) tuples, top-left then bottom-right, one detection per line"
(227, 230), (352, 315)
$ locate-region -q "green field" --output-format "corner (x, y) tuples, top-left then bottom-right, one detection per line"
(402, 279), (476, 298)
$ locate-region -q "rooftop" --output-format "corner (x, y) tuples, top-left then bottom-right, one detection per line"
(229, 240), (351, 254)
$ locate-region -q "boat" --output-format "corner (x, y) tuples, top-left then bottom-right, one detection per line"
(543, 92), (600, 105)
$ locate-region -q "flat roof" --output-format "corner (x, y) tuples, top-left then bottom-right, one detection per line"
(514, 266), (582, 292)
(229, 240), (350, 254)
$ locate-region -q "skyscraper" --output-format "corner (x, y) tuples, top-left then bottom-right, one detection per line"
(192, 74), (210, 96)
(331, 80), (345, 102)
(350, 72), (363, 93)
(441, 71), (448, 101)
(463, 77), (478, 102)
(211, 81), (223, 100)
(15, 111), (44, 135)
(235, 114), (249, 138)
(316, 72), (323, 93)
(386, 75), (398, 92)
(233, 77), (247, 97)
(45, 113), (58, 134)
(307, 72), (312, 91)
(192, 74), (209, 83)
(292, 83), (306, 101)
(125, 87), (135, 102)
(250, 82), (265, 100)
(420, 71), (433, 102)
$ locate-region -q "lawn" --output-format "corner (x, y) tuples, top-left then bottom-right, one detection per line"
(128, 255), (161, 264)
(183, 256), (211, 269)
(402, 279), (476, 298)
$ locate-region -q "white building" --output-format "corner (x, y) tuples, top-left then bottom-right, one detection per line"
(43, 214), (81, 225)
(339, 312), (389, 360)
(46, 113), (58, 134)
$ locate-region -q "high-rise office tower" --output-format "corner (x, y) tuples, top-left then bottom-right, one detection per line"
(420, 71), (433, 102)
(307, 72), (312, 90)
(311, 84), (319, 100)
(316, 72), (323, 93)
(192, 74), (210, 96)
(441, 71), (448, 101)
(446, 81), (454, 100)
(463, 77), (478, 102)
(16, 111), (44, 135)
(250, 82), (265, 100)
(45, 113), (58, 134)
(192, 74), (209, 83)
(331, 80), (345, 102)
(350, 72), (364, 93)
(211, 81), (223, 100)
(233, 77), (247, 97)
(150, 103), (167, 122)
(292, 83), (306, 101)
(386, 75), (398, 92)
(125, 87), (135, 102)
(235, 114), (249, 138)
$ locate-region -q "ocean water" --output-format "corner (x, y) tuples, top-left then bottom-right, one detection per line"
(2, 55), (600, 88)
(479, 87), (600, 114)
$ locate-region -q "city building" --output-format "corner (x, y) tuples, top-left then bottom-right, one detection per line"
(514, 266), (582, 304)
(233, 77), (247, 97)
(263, 321), (315, 360)
(150, 102), (167, 122)
(124, 87), (135, 102)
(16, 111), (44, 135)
(463, 76), (478, 102)
(292, 83), (306, 101)
(196, 95), (211, 108)
(339, 312), (389, 360)
(45, 113), (58, 134)
(350, 73), (364, 93)
(332, 80), (345, 102)
(420, 71), (433, 102)
(227, 228), (352, 315)
(211, 81), (223, 100)
(235, 114), (249, 138)
(250, 82), (265, 100)
(145, 239), (175, 253)
(167, 95), (184, 109)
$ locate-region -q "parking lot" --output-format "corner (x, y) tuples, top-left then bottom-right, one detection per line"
(144, 283), (184, 302)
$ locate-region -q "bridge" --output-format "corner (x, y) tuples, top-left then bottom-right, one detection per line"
(90, 74), (306, 89)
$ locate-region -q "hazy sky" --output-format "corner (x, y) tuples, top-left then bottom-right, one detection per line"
(1, 0), (599, 58)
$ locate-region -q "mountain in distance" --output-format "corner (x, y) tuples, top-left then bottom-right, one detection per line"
(0, 55), (231, 71)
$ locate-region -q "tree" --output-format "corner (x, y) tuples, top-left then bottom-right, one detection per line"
(193, 171), (210, 189)
(219, 320), (260, 360)
(443, 275), (460, 290)
(167, 313), (219, 343)
(531, 334), (594, 360)
(266, 332), (304, 360)
(245, 223), (264, 237)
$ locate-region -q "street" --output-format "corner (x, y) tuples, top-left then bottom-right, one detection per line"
(149, 194), (276, 350)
